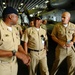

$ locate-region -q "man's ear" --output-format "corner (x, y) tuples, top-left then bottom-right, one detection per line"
(8, 14), (12, 20)
(68, 17), (70, 21)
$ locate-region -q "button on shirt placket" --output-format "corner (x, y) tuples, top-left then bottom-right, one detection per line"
(37, 30), (40, 56)
(37, 29), (42, 60)
(11, 29), (16, 60)
(64, 28), (68, 53)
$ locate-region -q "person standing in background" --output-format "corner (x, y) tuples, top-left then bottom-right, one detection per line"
(29, 20), (34, 27)
(41, 18), (47, 31)
(0, 7), (30, 75)
(29, 17), (34, 27)
(50, 12), (75, 75)
(14, 16), (23, 37)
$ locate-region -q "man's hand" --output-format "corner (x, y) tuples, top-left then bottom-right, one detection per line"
(65, 41), (73, 47)
(22, 54), (30, 66)
(15, 52), (30, 66)
(59, 41), (66, 48)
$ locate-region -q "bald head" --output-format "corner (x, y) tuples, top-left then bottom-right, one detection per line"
(62, 12), (71, 24)
(62, 12), (71, 18)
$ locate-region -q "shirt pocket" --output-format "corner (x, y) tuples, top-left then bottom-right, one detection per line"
(68, 31), (74, 34)
(15, 33), (20, 44)
(1, 34), (12, 47)
(2, 34), (10, 42)
(28, 31), (37, 40)
(58, 30), (64, 36)
(28, 34), (36, 40)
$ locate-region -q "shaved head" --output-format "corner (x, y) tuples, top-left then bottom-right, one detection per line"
(62, 12), (71, 24)
(62, 12), (71, 18)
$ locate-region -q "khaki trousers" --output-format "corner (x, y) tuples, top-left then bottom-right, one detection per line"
(50, 45), (75, 75)
(29, 49), (49, 75)
(0, 60), (18, 75)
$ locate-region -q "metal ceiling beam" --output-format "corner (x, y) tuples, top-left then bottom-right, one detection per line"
(27, 0), (45, 10)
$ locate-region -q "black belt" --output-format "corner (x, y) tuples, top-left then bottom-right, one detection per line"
(28, 48), (43, 52)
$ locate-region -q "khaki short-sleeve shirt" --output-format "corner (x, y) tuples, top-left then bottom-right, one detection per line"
(0, 20), (20, 61)
(51, 22), (75, 42)
(22, 27), (47, 50)
(14, 24), (22, 32)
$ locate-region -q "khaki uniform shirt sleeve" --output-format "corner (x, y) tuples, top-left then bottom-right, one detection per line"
(51, 24), (57, 37)
(72, 24), (75, 36)
(14, 27), (20, 45)
(45, 31), (48, 41)
(15, 25), (22, 31)
(21, 29), (28, 43)
(0, 30), (2, 45)
(18, 25), (22, 31)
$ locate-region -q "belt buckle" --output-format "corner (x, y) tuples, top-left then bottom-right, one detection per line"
(37, 49), (42, 52)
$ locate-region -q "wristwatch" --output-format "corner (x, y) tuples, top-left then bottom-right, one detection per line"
(12, 50), (16, 56)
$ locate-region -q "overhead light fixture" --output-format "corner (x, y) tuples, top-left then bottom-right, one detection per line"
(38, 11), (42, 14)
(45, 1), (49, 3)
(20, 3), (23, 6)
(4, 6), (6, 8)
(36, 5), (39, 8)
(17, 10), (18, 12)
(3, 2), (5, 5)
(30, 14), (34, 17)
(32, 8), (35, 9)
(18, 7), (21, 9)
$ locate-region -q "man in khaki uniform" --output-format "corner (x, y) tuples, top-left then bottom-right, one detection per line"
(29, 18), (34, 27)
(22, 17), (49, 75)
(50, 12), (75, 75)
(0, 7), (30, 75)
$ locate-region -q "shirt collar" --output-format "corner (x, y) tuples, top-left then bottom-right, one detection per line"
(0, 20), (13, 31)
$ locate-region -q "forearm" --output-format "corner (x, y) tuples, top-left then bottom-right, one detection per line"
(0, 50), (13, 57)
(15, 49), (30, 65)
(17, 44), (29, 60)
(51, 36), (61, 45)
(18, 45), (26, 54)
(15, 51), (25, 59)
(24, 42), (28, 54)
(72, 36), (75, 43)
